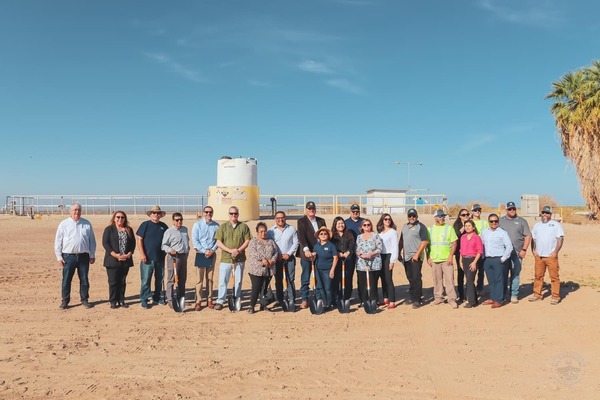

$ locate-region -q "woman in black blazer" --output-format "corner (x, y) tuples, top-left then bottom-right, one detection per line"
(102, 211), (136, 308)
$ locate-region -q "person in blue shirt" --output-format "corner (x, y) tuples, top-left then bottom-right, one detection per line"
(481, 214), (513, 308)
(311, 227), (339, 309)
(191, 205), (220, 311)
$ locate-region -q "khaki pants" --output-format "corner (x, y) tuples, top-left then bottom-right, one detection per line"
(533, 255), (560, 299)
(195, 266), (214, 305)
(431, 261), (457, 302)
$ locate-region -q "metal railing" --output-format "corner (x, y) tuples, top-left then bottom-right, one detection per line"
(4, 193), (447, 217)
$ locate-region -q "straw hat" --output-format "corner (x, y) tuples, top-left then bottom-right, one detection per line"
(146, 205), (166, 217)
(314, 226), (332, 239)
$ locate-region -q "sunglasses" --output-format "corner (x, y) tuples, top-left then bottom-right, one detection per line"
(460, 213), (470, 217)
(507, 208), (516, 211)
(541, 211), (551, 215)
(472, 209), (481, 212)
(203, 210), (213, 214)
(115, 216), (125, 219)
(318, 232), (329, 236)
(489, 220), (499, 223)
(384, 218), (391, 221)
(174, 218), (183, 222)
(229, 212), (239, 216)
(151, 211), (161, 215)
(362, 224), (371, 227)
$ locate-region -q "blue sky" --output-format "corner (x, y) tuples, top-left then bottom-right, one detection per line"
(2, 0), (599, 207)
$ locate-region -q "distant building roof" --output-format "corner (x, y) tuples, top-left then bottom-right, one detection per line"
(366, 189), (408, 194)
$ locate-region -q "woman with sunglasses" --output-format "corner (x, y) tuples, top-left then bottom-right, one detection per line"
(102, 211), (136, 309)
(376, 213), (398, 309)
(330, 216), (355, 307)
(459, 219), (482, 308)
(311, 226), (339, 310)
(453, 208), (471, 302)
(355, 219), (383, 306)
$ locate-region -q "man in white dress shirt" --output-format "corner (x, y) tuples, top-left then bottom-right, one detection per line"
(54, 203), (96, 310)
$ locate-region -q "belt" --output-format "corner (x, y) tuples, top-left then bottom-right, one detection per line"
(63, 253), (86, 256)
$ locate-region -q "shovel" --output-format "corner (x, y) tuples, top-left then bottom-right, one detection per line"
(337, 259), (351, 314)
(227, 263), (242, 312)
(309, 262), (324, 315)
(281, 264), (295, 312)
(171, 257), (185, 313)
(363, 261), (377, 314)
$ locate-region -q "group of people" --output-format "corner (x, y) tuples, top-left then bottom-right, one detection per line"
(54, 200), (565, 312)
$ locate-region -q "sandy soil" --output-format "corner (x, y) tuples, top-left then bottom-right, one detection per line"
(0, 213), (599, 400)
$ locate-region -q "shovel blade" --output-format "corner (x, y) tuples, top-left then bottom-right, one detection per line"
(338, 299), (351, 314)
(310, 298), (324, 315)
(228, 295), (236, 312)
(234, 296), (242, 312)
(282, 299), (295, 312)
(363, 300), (377, 314)
(172, 297), (181, 313)
(178, 297), (186, 313)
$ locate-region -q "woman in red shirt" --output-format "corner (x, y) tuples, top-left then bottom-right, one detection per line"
(459, 220), (483, 308)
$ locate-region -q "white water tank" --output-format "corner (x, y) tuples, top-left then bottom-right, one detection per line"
(217, 157), (257, 186)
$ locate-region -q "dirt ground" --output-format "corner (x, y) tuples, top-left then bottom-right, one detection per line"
(0, 213), (599, 400)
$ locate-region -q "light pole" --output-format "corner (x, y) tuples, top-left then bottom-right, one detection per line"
(394, 161), (423, 192)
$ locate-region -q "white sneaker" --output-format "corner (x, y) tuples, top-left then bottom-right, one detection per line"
(511, 297), (519, 304)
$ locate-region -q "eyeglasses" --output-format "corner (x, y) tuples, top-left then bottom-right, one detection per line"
(541, 211), (551, 215)
(203, 210), (213, 214)
(115, 216), (125, 219)
(460, 213), (470, 217)
(229, 212), (239, 216)
(318, 232), (329, 236)
(174, 218), (183, 222)
(489, 220), (499, 223)
(362, 224), (371, 227)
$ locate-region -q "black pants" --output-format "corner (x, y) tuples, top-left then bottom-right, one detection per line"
(357, 269), (379, 303)
(461, 256), (478, 305)
(379, 253), (396, 302)
(249, 274), (270, 309)
(476, 257), (485, 291)
(106, 266), (130, 305)
(403, 259), (423, 302)
(455, 253), (465, 301)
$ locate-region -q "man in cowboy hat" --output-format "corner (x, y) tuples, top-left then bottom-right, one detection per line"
(136, 205), (169, 309)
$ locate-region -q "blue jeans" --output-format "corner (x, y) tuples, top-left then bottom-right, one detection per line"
(300, 259), (312, 301)
(61, 253), (90, 303)
(274, 257), (296, 303)
(503, 251), (522, 299)
(216, 262), (244, 304)
(484, 257), (505, 303)
(316, 268), (333, 307)
(140, 259), (165, 305)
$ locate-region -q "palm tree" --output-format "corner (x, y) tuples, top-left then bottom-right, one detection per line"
(546, 61), (600, 217)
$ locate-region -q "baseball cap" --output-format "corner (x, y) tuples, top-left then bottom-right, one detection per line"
(506, 201), (516, 209)
(306, 201), (316, 209)
(471, 204), (482, 211)
(541, 206), (553, 214)
(407, 208), (418, 216)
(350, 204), (360, 211)
(433, 209), (446, 218)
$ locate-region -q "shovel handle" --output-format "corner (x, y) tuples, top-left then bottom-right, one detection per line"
(310, 263), (316, 289)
